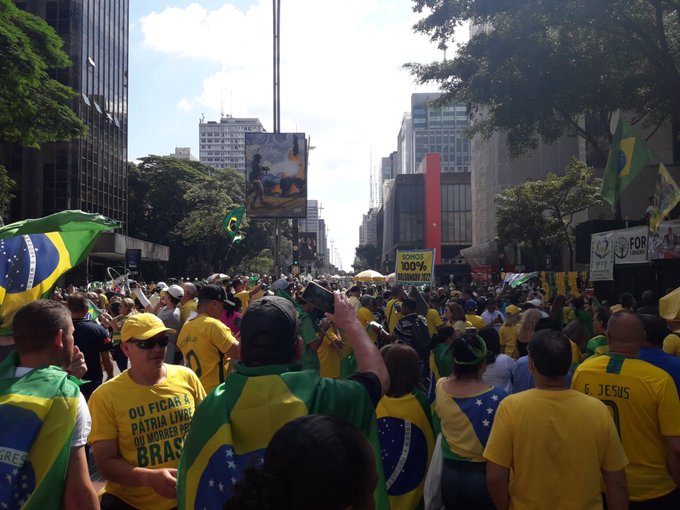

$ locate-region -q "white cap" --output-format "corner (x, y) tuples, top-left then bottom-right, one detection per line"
(156, 281), (168, 291)
(166, 284), (184, 299)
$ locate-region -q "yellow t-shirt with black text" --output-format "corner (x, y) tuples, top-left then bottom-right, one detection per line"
(177, 315), (238, 393)
(572, 354), (680, 501)
(88, 365), (206, 510)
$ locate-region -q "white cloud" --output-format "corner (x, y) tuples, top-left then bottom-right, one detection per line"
(139, 1), (464, 271)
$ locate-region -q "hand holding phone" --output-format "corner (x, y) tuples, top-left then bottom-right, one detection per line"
(301, 282), (335, 314)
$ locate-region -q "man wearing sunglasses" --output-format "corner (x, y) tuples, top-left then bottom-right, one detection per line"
(88, 313), (206, 510)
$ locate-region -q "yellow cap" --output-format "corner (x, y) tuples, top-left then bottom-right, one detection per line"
(609, 304), (623, 313)
(505, 304), (521, 316)
(121, 313), (176, 342)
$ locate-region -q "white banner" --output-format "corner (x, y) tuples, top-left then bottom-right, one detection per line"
(590, 231), (615, 281)
(612, 226), (649, 264)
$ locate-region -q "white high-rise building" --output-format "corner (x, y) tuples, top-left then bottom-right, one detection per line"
(199, 115), (265, 173)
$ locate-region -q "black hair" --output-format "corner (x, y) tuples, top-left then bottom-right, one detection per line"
(477, 327), (500, 362)
(166, 294), (181, 306)
(432, 326), (454, 347)
(640, 313), (669, 347)
(527, 329), (572, 378)
(535, 317), (562, 332)
(595, 308), (611, 328)
(381, 344), (420, 397)
(13, 300), (71, 355)
(66, 293), (89, 314)
(401, 297), (417, 314)
(619, 292), (635, 309)
(451, 333), (488, 377)
(225, 415), (375, 510)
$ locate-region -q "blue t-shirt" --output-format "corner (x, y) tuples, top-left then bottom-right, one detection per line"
(639, 347), (680, 395)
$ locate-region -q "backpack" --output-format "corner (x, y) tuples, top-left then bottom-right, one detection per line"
(395, 314), (431, 361)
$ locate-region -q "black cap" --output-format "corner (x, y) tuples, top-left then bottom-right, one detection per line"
(199, 284), (235, 306)
(240, 296), (300, 363)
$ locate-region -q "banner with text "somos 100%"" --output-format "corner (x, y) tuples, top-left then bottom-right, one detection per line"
(395, 249), (436, 285)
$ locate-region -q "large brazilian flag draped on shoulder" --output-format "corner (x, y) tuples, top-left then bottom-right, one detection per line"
(0, 351), (80, 510)
(377, 390), (434, 510)
(177, 363), (390, 510)
(0, 210), (117, 334)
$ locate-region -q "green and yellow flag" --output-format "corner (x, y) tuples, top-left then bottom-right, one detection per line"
(177, 363), (390, 510)
(0, 352), (80, 510)
(650, 163), (680, 233)
(601, 118), (657, 210)
(222, 207), (245, 238)
(0, 210), (117, 334)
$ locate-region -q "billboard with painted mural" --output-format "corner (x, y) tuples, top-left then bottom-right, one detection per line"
(245, 133), (307, 218)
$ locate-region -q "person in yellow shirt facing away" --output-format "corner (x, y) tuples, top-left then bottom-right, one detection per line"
(176, 285), (240, 393)
(464, 299), (486, 331)
(499, 305), (521, 358)
(88, 313), (206, 510)
(426, 295), (445, 339)
(385, 285), (406, 334)
(357, 294), (379, 345)
(178, 282), (198, 327)
(232, 276), (265, 315)
(485, 329), (628, 510)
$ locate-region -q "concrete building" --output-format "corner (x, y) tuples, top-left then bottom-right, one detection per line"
(168, 146), (197, 161)
(359, 207), (379, 247)
(199, 115), (264, 172)
(396, 114), (413, 175)
(298, 200), (330, 271)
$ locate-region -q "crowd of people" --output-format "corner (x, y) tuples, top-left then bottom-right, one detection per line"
(4, 273), (680, 509)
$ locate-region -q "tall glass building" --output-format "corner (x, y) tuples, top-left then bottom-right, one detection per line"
(2, 0), (129, 230)
(411, 93), (470, 174)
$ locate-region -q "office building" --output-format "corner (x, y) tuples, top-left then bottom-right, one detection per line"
(199, 115), (264, 173)
(359, 208), (378, 247)
(168, 146), (197, 161)
(396, 114), (413, 175)
(3, 0), (130, 229)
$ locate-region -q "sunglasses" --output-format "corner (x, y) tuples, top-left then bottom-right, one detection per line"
(127, 336), (169, 349)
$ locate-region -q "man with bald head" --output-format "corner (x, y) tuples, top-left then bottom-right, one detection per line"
(572, 310), (680, 508)
(178, 282), (198, 326)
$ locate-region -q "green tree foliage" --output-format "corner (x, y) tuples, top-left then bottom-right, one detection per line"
(352, 244), (381, 272)
(0, 0), (87, 146)
(409, 0), (680, 161)
(0, 164), (16, 226)
(128, 156), (284, 276)
(496, 160), (602, 270)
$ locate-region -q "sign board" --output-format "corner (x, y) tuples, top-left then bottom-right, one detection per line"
(590, 232), (615, 281)
(395, 249), (435, 285)
(291, 264), (301, 276)
(125, 249), (142, 271)
(612, 225), (649, 264)
(648, 220), (680, 260)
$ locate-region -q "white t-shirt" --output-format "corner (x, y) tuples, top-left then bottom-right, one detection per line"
(482, 354), (515, 394)
(15, 367), (91, 447)
(481, 310), (504, 330)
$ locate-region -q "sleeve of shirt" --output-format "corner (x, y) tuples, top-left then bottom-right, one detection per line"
(599, 403), (629, 471)
(299, 315), (317, 345)
(87, 387), (119, 444)
(657, 373), (680, 437)
(213, 321), (238, 353)
(483, 399), (514, 468)
(71, 392), (92, 448)
(347, 371), (382, 407)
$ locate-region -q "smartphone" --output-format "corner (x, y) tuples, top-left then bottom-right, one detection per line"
(302, 281), (335, 314)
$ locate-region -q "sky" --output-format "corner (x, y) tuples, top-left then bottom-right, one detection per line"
(128, 1), (463, 272)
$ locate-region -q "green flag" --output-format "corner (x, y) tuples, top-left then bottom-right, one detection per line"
(650, 163), (680, 233)
(0, 210), (118, 334)
(601, 118), (656, 210)
(222, 206), (245, 238)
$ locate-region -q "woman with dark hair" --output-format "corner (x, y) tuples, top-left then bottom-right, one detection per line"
(479, 327), (515, 393)
(377, 344), (434, 510)
(434, 333), (508, 510)
(225, 415), (378, 510)
(220, 292), (242, 338)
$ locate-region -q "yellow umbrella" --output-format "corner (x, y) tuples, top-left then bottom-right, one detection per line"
(353, 269), (386, 282)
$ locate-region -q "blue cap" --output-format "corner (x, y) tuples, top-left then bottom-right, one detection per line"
(465, 299), (477, 309)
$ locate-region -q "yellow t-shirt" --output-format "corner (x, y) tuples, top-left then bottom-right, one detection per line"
(88, 365), (206, 510)
(176, 315), (238, 393)
(385, 299), (403, 333)
(426, 308), (444, 338)
(234, 290), (250, 313)
(357, 306), (378, 344)
(663, 332), (680, 356)
(98, 293), (109, 306)
(483, 389), (628, 510)
(499, 324), (519, 357)
(465, 314), (485, 331)
(178, 299), (197, 327)
(572, 354), (680, 501)
(317, 328), (351, 379)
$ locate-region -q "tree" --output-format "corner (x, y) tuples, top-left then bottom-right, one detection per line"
(352, 244), (381, 273)
(0, 164), (16, 226)
(408, 1), (680, 161)
(0, 0), (87, 146)
(496, 159), (603, 270)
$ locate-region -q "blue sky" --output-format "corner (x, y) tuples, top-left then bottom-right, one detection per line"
(128, 1), (460, 271)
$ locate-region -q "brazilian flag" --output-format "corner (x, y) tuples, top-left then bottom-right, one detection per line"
(0, 210), (117, 335)
(650, 163), (680, 233)
(0, 352), (80, 510)
(222, 207), (245, 238)
(177, 363), (390, 510)
(601, 118), (657, 210)
(377, 390), (434, 510)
